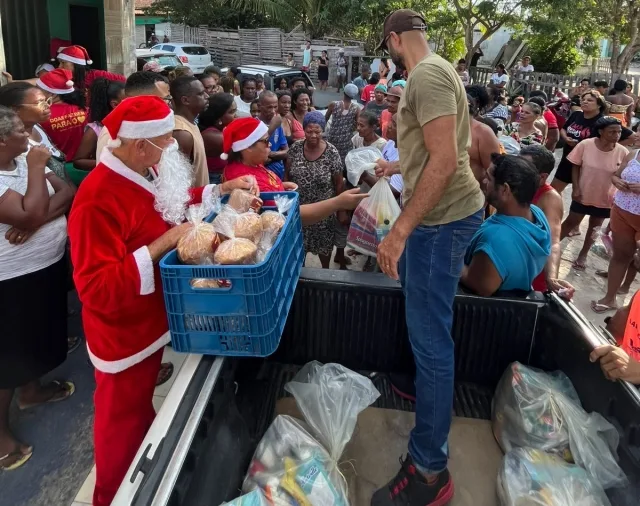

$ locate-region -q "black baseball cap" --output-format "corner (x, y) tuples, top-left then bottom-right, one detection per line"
(377, 9), (427, 52)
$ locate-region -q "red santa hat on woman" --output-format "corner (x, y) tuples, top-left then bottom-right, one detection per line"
(36, 69), (74, 95)
(220, 117), (269, 160)
(57, 45), (93, 66)
(103, 96), (174, 148)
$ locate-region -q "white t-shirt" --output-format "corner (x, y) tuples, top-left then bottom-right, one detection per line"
(518, 64), (535, 72)
(382, 140), (403, 195)
(490, 73), (509, 86)
(303, 48), (312, 67)
(234, 95), (253, 118)
(0, 155), (67, 281)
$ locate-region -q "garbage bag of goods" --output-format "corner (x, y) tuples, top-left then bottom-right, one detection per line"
(243, 362), (380, 506)
(345, 147), (381, 186)
(497, 447), (612, 506)
(492, 362), (626, 489)
(347, 178), (401, 257)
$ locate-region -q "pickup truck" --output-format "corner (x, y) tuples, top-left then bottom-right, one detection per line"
(112, 268), (640, 506)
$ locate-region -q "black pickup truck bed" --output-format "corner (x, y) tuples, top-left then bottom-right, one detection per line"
(115, 268), (640, 506)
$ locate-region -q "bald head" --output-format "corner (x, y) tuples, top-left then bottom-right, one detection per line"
(258, 90), (278, 122)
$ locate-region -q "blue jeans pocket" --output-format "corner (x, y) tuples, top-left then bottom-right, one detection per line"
(450, 228), (476, 276)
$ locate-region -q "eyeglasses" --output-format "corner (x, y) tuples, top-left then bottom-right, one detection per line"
(163, 95), (173, 104)
(20, 97), (52, 109)
(254, 139), (271, 147)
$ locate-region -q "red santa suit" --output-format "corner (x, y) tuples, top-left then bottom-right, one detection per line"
(67, 96), (212, 506)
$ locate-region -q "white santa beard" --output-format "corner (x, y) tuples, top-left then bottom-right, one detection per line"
(153, 144), (194, 225)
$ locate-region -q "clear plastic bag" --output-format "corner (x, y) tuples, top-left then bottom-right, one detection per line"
(347, 178), (401, 257)
(177, 203), (221, 265)
(498, 447), (612, 506)
(492, 362), (626, 489)
(243, 362), (380, 506)
(212, 205), (258, 265)
(258, 195), (295, 262)
(591, 226), (613, 259)
(223, 488), (271, 506)
(345, 146), (382, 186)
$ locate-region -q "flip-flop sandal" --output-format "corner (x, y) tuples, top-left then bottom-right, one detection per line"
(67, 336), (81, 354)
(595, 270), (608, 278)
(156, 362), (174, 387)
(591, 301), (618, 314)
(333, 256), (352, 266)
(568, 229), (582, 237)
(0, 445), (33, 471)
(572, 261), (587, 271)
(18, 380), (75, 410)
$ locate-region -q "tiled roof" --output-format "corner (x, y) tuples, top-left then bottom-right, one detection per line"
(136, 0), (155, 9)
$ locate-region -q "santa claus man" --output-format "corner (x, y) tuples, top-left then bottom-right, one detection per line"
(67, 95), (254, 506)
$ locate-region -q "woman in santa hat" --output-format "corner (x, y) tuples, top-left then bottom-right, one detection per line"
(36, 69), (88, 161)
(222, 117), (298, 194)
(57, 45), (125, 99)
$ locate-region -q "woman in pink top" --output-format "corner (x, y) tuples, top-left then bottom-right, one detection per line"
(199, 93), (237, 184)
(560, 116), (628, 270)
(289, 88), (311, 141)
(594, 148), (640, 312)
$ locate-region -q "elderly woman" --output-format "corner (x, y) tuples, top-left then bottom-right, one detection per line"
(0, 106), (75, 470)
(560, 116), (628, 272)
(285, 111), (346, 268)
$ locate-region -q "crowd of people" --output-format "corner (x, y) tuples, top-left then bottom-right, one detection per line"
(2, 16), (640, 506)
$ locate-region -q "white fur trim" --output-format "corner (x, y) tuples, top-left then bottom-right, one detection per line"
(100, 148), (157, 196)
(220, 152), (228, 160)
(117, 111), (175, 139)
(133, 246), (155, 296)
(57, 53), (89, 66)
(87, 331), (171, 373)
(107, 138), (122, 148)
(36, 78), (74, 95)
(231, 121), (268, 152)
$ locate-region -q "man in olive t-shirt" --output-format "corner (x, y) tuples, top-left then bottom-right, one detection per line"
(373, 9), (485, 506)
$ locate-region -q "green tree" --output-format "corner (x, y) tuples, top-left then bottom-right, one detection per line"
(603, 0), (640, 74)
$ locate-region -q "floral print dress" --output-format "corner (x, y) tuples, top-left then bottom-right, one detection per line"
(327, 101), (360, 164)
(287, 140), (343, 256)
(504, 122), (544, 147)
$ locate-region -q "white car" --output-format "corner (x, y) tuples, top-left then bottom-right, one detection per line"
(135, 49), (182, 72)
(151, 43), (212, 74)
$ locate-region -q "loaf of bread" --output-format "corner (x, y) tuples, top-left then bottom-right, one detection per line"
(177, 222), (221, 264)
(190, 278), (220, 289)
(228, 189), (263, 213)
(234, 212), (263, 243)
(261, 211), (285, 236)
(214, 238), (258, 265)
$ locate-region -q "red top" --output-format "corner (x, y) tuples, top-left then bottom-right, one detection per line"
(531, 183), (555, 291)
(40, 102), (88, 160)
(223, 161), (284, 192)
(543, 109), (558, 129)
(622, 292), (640, 361)
(361, 84), (375, 104)
(203, 127), (227, 174)
(85, 69), (126, 89)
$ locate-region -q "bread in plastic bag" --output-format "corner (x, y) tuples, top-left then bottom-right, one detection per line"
(235, 212), (263, 244)
(212, 204), (240, 240)
(347, 178), (401, 257)
(214, 238), (257, 265)
(243, 362), (380, 506)
(190, 278), (220, 289)
(345, 146), (382, 186)
(492, 362), (626, 489)
(258, 195), (295, 262)
(177, 204), (221, 265)
(497, 448), (611, 506)
(228, 188), (263, 213)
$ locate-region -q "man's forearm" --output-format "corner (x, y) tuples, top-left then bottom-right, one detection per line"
(544, 242), (561, 281)
(269, 149), (288, 161)
(392, 154), (456, 238)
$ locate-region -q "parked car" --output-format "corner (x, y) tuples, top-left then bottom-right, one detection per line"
(150, 43), (212, 74)
(135, 49), (182, 72)
(220, 64), (315, 91)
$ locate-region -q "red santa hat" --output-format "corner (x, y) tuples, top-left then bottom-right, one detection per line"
(57, 45), (93, 66)
(103, 96), (174, 146)
(36, 69), (74, 95)
(220, 117), (269, 160)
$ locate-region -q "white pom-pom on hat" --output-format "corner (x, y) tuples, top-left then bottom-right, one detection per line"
(220, 153), (228, 160)
(107, 138), (122, 148)
(87, 60), (93, 65)
(66, 80), (74, 87)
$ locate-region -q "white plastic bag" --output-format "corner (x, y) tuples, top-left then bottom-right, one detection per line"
(591, 226), (613, 259)
(223, 488), (271, 506)
(492, 362), (626, 489)
(498, 448), (612, 506)
(243, 362), (380, 506)
(347, 178), (401, 257)
(345, 146), (382, 186)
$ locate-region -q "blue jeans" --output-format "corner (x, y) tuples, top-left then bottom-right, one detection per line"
(399, 209), (483, 473)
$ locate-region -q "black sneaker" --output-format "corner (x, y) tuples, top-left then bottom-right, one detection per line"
(389, 373), (416, 402)
(371, 455), (454, 506)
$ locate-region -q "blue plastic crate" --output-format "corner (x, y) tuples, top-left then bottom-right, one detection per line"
(160, 191), (304, 356)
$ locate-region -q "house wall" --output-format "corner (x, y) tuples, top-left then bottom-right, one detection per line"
(104, 0), (136, 75)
